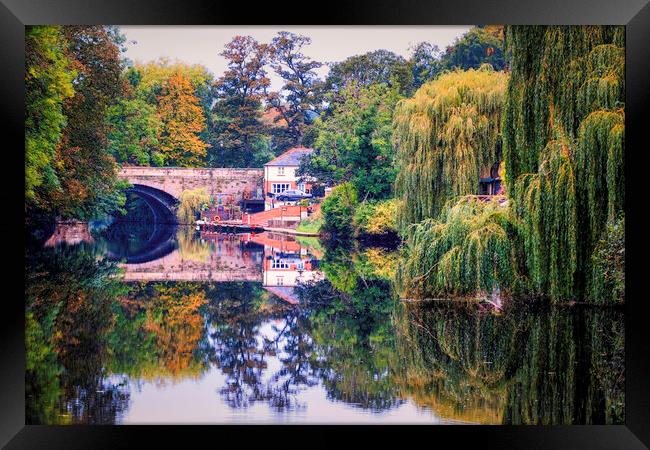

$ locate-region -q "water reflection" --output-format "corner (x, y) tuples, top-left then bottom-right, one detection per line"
(24, 221), (624, 424)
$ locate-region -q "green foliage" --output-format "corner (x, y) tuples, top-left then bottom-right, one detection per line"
(33, 26), (128, 221)
(442, 26), (506, 72)
(320, 182), (358, 236)
(590, 216), (625, 304)
(209, 36), (273, 167)
(107, 97), (162, 165)
(268, 31), (323, 149)
(324, 49), (414, 97)
(504, 26), (625, 303)
(176, 188), (211, 224)
(25, 26), (76, 205)
(353, 199), (399, 235)
(301, 82), (400, 200)
(394, 66), (508, 227)
(512, 140), (578, 300)
(397, 198), (522, 299)
(502, 26), (624, 184)
(409, 41), (444, 89)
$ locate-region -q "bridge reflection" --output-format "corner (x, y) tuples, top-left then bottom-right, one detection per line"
(43, 221), (321, 303)
(120, 229), (322, 302)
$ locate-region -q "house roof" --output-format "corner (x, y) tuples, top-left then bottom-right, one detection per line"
(264, 146), (313, 167)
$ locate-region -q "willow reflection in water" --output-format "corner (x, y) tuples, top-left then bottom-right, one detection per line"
(25, 222), (624, 424)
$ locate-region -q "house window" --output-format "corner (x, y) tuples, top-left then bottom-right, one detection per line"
(272, 259), (289, 269)
(272, 183), (290, 194)
(277, 166), (285, 176)
(276, 277), (284, 286)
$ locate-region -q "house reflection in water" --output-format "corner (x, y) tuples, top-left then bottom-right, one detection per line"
(248, 231), (322, 304)
(197, 230), (322, 305)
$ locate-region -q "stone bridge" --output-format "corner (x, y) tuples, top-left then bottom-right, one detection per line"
(118, 167), (265, 223)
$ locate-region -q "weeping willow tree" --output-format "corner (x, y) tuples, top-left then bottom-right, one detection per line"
(176, 188), (210, 224)
(397, 197), (523, 299)
(504, 26), (625, 303)
(394, 65), (508, 227)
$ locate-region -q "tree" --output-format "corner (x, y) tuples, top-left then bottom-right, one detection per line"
(25, 26), (76, 210)
(320, 182), (359, 237)
(300, 82), (401, 201)
(442, 26), (506, 71)
(393, 65), (508, 226)
(107, 97), (163, 166)
(45, 26), (128, 220)
(157, 73), (208, 167)
(504, 25), (625, 302)
(409, 41), (444, 89)
(128, 59), (213, 106)
(210, 36), (272, 167)
(324, 50), (414, 99)
(177, 188), (210, 224)
(268, 31), (323, 150)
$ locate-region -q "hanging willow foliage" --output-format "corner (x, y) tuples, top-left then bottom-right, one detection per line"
(397, 197), (522, 299)
(513, 140), (578, 300)
(502, 26), (624, 185)
(504, 26), (625, 303)
(394, 65), (508, 228)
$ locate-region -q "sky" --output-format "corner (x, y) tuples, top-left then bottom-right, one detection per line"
(120, 26), (471, 90)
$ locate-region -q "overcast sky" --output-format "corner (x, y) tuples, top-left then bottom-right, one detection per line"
(120, 26), (471, 90)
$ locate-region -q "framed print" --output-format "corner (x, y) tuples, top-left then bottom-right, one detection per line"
(3, 0), (650, 448)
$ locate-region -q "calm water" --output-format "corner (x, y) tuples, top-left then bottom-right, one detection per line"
(25, 218), (625, 425)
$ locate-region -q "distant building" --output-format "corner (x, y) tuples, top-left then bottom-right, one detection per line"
(263, 146), (314, 210)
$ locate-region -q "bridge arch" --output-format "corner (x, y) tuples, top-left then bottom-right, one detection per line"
(127, 184), (179, 225)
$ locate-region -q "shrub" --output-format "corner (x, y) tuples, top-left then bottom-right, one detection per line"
(353, 199), (399, 235)
(321, 182), (358, 236)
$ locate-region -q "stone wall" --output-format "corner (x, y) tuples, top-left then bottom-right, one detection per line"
(118, 167), (264, 200)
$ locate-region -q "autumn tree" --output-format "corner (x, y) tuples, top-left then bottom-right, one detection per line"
(44, 26), (128, 220)
(209, 36), (273, 167)
(268, 31), (323, 150)
(25, 26), (76, 214)
(157, 72), (208, 167)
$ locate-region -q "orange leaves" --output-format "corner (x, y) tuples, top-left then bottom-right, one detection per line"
(157, 72), (208, 167)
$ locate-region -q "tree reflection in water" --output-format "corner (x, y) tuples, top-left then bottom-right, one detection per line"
(26, 228), (624, 424)
(25, 243), (131, 424)
(393, 301), (625, 424)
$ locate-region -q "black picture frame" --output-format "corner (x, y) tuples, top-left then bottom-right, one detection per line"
(3, 0), (649, 448)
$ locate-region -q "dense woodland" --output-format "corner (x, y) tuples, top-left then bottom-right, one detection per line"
(25, 25), (624, 304)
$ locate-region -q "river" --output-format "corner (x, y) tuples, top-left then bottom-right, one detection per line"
(25, 218), (625, 425)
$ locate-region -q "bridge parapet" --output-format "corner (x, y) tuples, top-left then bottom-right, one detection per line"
(118, 166), (264, 200)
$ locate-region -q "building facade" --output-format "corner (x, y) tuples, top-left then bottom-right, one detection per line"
(263, 146), (314, 210)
